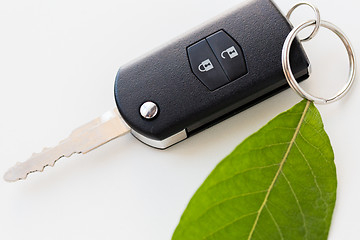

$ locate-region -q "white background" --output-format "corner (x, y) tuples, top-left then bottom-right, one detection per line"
(0, 0), (359, 239)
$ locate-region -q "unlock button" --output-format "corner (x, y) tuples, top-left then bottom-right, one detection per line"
(206, 31), (248, 81)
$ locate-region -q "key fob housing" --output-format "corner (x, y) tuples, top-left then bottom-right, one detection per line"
(114, 0), (310, 148)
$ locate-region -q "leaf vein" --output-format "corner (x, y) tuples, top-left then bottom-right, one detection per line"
(203, 211), (258, 240)
(298, 130), (329, 163)
(194, 190), (268, 223)
(281, 172), (308, 240)
(303, 118), (322, 136)
(206, 164), (280, 191)
(294, 142), (328, 209)
(246, 100), (311, 240)
(265, 205), (284, 240)
(233, 142), (290, 158)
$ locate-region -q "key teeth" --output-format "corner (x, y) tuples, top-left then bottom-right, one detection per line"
(4, 151), (81, 182)
(4, 108), (130, 182)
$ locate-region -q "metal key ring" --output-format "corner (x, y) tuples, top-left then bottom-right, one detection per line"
(282, 20), (356, 104)
(286, 2), (321, 42)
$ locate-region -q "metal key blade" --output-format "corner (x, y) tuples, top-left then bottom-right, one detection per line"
(4, 108), (130, 182)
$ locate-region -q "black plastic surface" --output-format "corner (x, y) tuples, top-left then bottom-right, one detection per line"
(187, 39), (229, 90)
(206, 30), (247, 81)
(114, 0), (310, 141)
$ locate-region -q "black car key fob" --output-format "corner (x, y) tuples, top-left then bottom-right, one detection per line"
(4, 0), (312, 182)
(114, 0), (310, 149)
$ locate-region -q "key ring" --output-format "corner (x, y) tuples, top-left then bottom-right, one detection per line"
(282, 20), (356, 104)
(286, 2), (321, 42)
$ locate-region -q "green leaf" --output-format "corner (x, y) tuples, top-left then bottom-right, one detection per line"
(172, 100), (337, 240)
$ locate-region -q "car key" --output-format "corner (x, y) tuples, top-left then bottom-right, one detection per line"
(4, 0), (310, 182)
(4, 109), (130, 182)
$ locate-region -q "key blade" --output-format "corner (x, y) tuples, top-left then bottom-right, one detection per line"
(69, 108), (131, 154)
(3, 143), (75, 182)
(4, 109), (130, 182)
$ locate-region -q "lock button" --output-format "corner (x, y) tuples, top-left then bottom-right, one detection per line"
(187, 39), (229, 90)
(206, 30), (247, 81)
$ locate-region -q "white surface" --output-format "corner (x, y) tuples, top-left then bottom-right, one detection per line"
(0, 0), (359, 239)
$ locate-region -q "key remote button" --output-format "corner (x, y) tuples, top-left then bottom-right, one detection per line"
(206, 30), (248, 81)
(187, 39), (229, 90)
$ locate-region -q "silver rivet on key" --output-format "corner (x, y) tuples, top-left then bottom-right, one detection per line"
(140, 101), (158, 119)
